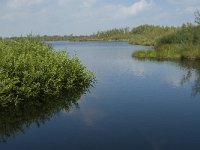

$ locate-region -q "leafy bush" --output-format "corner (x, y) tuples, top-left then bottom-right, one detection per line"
(0, 38), (94, 106)
(157, 25), (200, 46)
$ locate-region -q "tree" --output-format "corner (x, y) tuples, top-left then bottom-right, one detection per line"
(194, 10), (200, 25)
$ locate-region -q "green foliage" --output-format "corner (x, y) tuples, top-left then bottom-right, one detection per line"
(18, 25), (178, 45)
(65, 28), (132, 42)
(129, 25), (179, 46)
(64, 25), (179, 45)
(157, 24), (200, 45)
(133, 45), (183, 60)
(133, 25), (200, 60)
(23, 28), (131, 42)
(155, 25), (200, 59)
(0, 38), (95, 106)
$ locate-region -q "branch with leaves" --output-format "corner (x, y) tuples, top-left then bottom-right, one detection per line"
(195, 10), (200, 25)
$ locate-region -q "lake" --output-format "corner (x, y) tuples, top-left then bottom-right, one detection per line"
(1, 41), (200, 150)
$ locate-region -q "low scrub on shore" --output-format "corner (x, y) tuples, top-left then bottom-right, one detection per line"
(133, 25), (200, 60)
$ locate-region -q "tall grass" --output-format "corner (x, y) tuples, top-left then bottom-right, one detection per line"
(133, 25), (200, 60)
(0, 38), (95, 107)
(129, 25), (178, 46)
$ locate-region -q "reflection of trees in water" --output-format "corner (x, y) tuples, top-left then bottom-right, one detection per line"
(135, 58), (200, 96)
(178, 61), (200, 97)
(0, 84), (93, 143)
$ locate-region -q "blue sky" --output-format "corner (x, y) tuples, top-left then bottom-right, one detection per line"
(0, 0), (200, 37)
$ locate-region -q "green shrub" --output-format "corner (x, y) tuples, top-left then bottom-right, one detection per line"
(0, 38), (95, 106)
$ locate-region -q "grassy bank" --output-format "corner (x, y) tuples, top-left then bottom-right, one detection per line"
(0, 38), (95, 107)
(133, 25), (200, 60)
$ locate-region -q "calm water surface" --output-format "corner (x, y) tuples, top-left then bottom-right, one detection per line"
(1, 41), (200, 150)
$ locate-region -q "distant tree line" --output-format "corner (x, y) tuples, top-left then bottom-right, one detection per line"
(3, 10), (200, 47)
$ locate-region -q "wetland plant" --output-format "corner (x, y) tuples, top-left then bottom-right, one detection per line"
(0, 37), (95, 107)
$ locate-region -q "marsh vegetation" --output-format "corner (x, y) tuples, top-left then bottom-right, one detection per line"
(133, 11), (200, 60)
(0, 38), (95, 107)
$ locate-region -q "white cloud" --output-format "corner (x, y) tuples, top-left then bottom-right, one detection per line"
(74, 0), (152, 23)
(119, 0), (151, 17)
(82, 0), (97, 8)
(100, 0), (152, 19)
